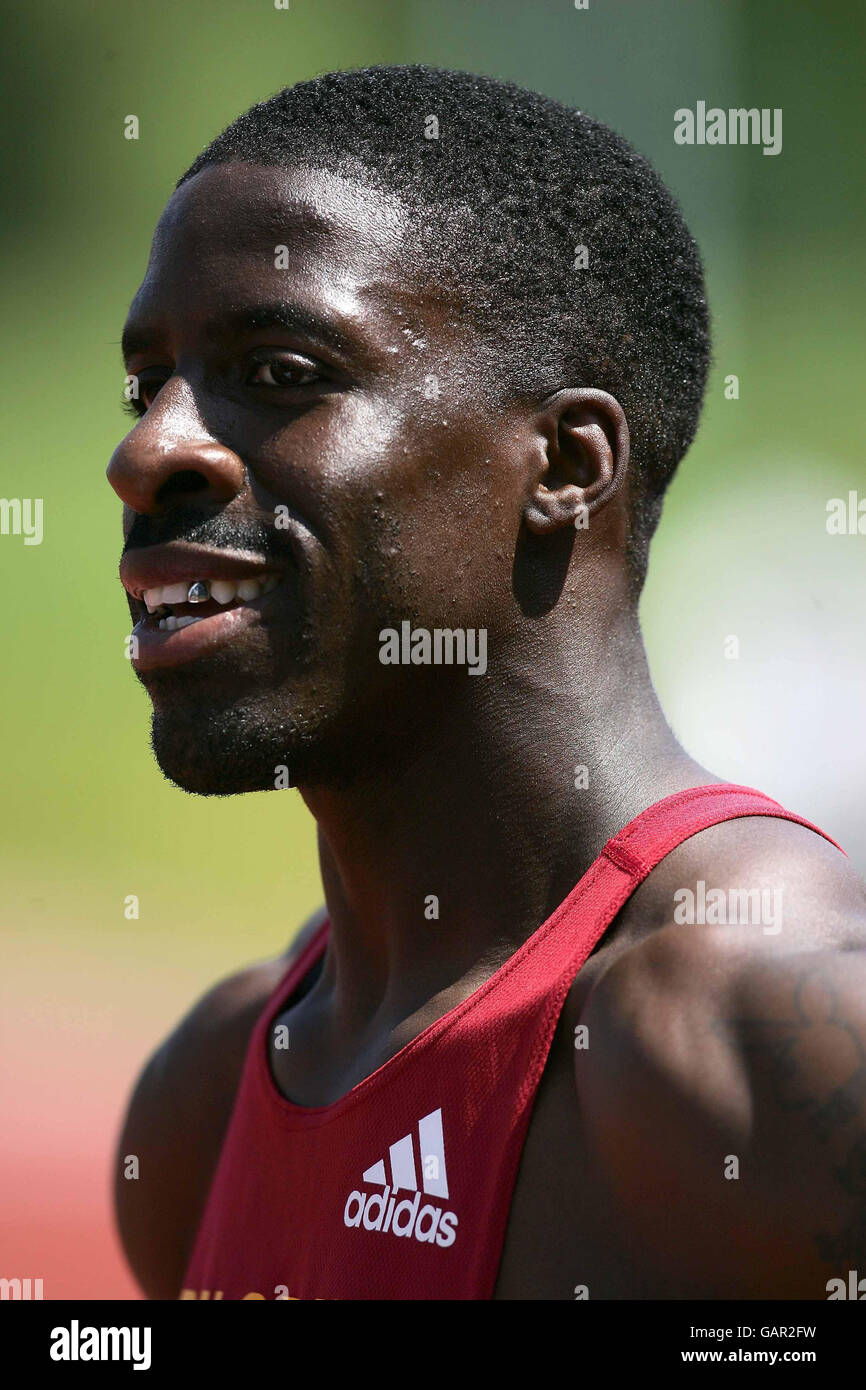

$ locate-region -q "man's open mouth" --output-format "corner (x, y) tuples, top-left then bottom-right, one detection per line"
(135, 574), (282, 631)
(120, 544), (297, 670)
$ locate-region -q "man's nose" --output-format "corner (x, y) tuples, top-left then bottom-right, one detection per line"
(106, 380), (247, 515)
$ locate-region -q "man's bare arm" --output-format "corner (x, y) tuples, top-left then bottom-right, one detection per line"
(114, 908), (326, 1299)
(577, 858), (866, 1297)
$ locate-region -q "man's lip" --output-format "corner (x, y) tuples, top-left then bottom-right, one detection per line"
(130, 602), (264, 673)
(120, 543), (290, 600)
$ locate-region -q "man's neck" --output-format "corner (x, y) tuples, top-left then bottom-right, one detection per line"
(299, 617), (711, 1030)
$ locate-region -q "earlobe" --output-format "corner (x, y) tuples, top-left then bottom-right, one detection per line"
(525, 484), (587, 535)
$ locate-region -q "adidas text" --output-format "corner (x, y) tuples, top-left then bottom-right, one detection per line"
(345, 1107), (458, 1246)
(344, 1186), (458, 1246)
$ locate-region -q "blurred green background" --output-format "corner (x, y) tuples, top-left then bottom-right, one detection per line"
(1, 0), (863, 1297)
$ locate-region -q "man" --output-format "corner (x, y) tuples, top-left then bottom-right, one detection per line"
(110, 65), (866, 1300)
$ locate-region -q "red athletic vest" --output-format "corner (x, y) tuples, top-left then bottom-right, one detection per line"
(181, 784), (841, 1300)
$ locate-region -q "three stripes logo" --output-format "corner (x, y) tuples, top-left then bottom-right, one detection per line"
(343, 1108), (458, 1247)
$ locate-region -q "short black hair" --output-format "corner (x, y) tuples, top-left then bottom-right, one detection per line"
(178, 64), (711, 591)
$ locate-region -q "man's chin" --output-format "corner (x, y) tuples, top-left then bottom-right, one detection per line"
(145, 672), (403, 795)
(149, 704), (300, 796)
(146, 687), (366, 794)
(151, 735), (274, 796)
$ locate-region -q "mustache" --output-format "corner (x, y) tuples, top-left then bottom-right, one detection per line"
(122, 505), (293, 565)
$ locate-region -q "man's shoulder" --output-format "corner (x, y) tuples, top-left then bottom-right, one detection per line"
(571, 813), (866, 1295)
(582, 808), (866, 1076)
(115, 906), (326, 1299)
(141, 904), (327, 1101)
(625, 804), (858, 938)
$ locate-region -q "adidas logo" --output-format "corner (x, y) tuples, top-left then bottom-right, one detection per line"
(343, 1108), (459, 1247)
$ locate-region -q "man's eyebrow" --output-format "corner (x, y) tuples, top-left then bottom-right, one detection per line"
(121, 301), (361, 364)
(205, 302), (360, 354)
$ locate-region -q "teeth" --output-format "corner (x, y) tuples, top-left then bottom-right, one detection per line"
(145, 573), (282, 624)
(210, 580), (236, 605)
(158, 614), (207, 631)
(161, 583), (190, 605)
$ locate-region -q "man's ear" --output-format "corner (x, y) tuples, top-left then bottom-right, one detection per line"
(524, 388), (629, 535)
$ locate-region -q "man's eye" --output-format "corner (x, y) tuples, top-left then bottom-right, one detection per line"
(121, 371), (170, 418)
(248, 354), (320, 388)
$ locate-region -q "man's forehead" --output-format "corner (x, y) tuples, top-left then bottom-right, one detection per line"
(129, 160), (455, 349)
(149, 162), (408, 284)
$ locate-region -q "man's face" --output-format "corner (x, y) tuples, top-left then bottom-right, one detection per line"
(109, 162), (523, 793)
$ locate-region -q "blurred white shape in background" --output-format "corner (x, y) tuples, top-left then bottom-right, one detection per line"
(643, 450), (866, 869)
